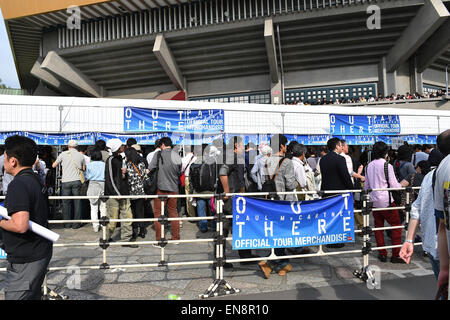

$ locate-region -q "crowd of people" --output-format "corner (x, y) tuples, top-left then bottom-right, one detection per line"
(1, 133), (449, 298)
(285, 89), (448, 106)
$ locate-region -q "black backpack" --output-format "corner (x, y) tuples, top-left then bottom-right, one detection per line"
(261, 157), (286, 200)
(190, 157), (217, 192)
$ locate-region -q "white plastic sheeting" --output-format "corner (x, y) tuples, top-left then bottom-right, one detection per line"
(0, 95), (448, 135)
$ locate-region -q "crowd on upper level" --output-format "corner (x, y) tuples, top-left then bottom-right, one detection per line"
(286, 89), (448, 105)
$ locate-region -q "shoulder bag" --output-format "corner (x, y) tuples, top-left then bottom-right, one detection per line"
(180, 154), (195, 188)
(147, 151), (163, 195)
(130, 162), (152, 195)
(68, 151), (86, 184)
(384, 161), (403, 206)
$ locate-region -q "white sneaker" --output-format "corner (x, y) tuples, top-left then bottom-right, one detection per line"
(152, 244), (162, 249)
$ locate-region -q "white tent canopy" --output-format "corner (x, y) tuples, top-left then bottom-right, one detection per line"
(0, 95), (448, 135)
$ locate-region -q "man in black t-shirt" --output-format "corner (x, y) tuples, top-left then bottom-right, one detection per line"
(0, 135), (53, 300)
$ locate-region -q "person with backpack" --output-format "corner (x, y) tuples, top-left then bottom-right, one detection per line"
(394, 145), (416, 182)
(261, 134), (298, 201)
(124, 147), (148, 240)
(218, 136), (259, 268)
(364, 141), (407, 263)
(250, 144), (272, 192)
(258, 134), (297, 278)
(148, 137), (182, 246)
(190, 145), (219, 233)
(51, 140), (86, 229)
(104, 139), (137, 248)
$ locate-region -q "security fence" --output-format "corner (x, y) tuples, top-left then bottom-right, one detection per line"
(0, 186), (437, 299)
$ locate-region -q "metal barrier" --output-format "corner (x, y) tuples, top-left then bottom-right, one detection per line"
(0, 187), (425, 299)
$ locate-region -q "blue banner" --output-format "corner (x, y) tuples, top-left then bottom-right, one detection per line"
(330, 114), (401, 135)
(0, 132), (95, 145)
(0, 132), (437, 147)
(232, 194), (355, 250)
(334, 135), (376, 146)
(286, 134), (330, 145)
(0, 248), (6, 260)
(123, 107), (224, 133)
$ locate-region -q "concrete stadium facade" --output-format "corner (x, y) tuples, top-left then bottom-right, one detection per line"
(1, 0), (449, 103)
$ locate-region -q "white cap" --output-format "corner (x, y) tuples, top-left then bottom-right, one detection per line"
(68, 140), (78, 147)
(106, 139), (123, 154)
(261, 145), (272, 156)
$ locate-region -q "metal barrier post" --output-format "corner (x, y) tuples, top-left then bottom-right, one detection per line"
(404, 187), (413, 228)
(99, 198), (109, 270)
(353, 189), (373, 282)
(159, 196), (167, 266)
(200, 195), (239, 298)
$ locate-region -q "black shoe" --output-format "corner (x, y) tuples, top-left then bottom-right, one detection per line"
(390, 256), (406, 264)
(122, 244), (139, 248)
(212, 262), (233, 269)
(64, 224), (73, 229)
(326, 243), (345, 248)
(138, 228), (147, 238)
(72, 224), (82, 229)
(378, 254), (387, 262)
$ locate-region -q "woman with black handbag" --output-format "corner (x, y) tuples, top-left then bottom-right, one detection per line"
(124, 147), (148, 240)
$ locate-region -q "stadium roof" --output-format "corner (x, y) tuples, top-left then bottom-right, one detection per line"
(1, 0), (449, 95)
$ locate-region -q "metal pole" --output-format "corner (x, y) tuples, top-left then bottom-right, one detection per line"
(446, 65), (448, 96)
(161, 197), (166, 263)
(58, 106), (63, 133)
(276, 24), (285, 104)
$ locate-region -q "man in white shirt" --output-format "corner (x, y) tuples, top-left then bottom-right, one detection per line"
(181, 149), (197, 218)
(52, 140), (86, 229)
(340, 140), (365, 183)
(291, 144), (307, 191)
(146, 139), (162, 169)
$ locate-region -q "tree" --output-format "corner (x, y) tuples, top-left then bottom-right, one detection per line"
(0, 78), (8, 89)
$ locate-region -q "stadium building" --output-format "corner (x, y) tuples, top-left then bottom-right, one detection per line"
(0, 0), (449, 104)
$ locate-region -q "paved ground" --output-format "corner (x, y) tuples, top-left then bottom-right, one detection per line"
(0, 218), (438, 300)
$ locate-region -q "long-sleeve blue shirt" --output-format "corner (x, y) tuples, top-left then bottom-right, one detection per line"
(85, 161), (105, 181)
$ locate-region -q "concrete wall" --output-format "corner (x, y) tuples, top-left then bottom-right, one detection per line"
(107, 84), (177, 99)
(423, 68), (448, 87)
(284, 65), (379, 89)
(396, 61), (412, 94)
(187, 74), (272, 98)
(42, 30), (60, 57)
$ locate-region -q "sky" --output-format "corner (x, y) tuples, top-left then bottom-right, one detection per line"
(0, 7), (21, 89)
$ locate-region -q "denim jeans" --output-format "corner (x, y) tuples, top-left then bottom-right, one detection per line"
(266, 248), (290, 272)
(61, 180), (82, 228)
(428, 255), (440, 280)
(196, 198), (210, 231)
